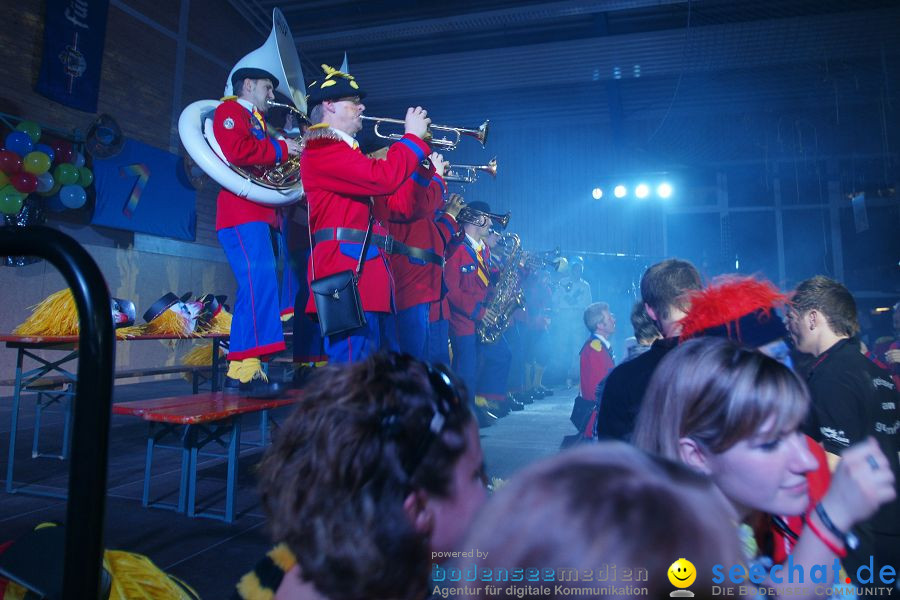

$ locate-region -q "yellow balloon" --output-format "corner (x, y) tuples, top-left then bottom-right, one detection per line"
(23, 151), (51, 175)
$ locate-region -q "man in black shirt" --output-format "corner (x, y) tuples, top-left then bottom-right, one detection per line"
(787, 275), (900, 580)
(596, 259), (701, 441)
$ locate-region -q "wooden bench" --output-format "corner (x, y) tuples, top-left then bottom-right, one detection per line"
(113, 390), (303, 522)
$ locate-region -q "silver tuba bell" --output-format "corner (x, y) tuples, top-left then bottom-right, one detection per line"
(177, 9), (306, 206)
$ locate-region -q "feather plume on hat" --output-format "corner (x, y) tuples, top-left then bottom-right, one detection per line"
(678, 276), (789, 348)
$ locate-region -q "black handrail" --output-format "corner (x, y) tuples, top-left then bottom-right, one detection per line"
(0, 226), (114, 600)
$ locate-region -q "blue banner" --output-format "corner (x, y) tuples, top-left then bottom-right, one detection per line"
(36, 0), (110, 112)
(92, 139), (197, 241)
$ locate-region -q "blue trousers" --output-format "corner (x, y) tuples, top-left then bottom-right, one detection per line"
(396, 303), (430, 360)
(450, 332), (477, 407)
(325, 311), (398, 364)
(477, 334), (512, 400)
(428, 319), (451, 367)
(218, 222), (284, 360)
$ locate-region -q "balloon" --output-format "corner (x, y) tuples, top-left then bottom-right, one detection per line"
(0, 150), (22, 174)
(50, 139), (73, 164)
(59, 184), (87, 209)
(54, 163), (79, 185)
(39, 180), (62, 198)
(34, 143), (55, 163)
(71, 151), (86, 168)
(15, 121), (42, 144)
(10, 172), (38, 194)
(0, 171), (7, 187)
(5, 132), (34, 157)
(77, 166), (94, 187)
(23, 151), (51, 175)
(36, 172), (55, 193)
(0, 185), (25, 215)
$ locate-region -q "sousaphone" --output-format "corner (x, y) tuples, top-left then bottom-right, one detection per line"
(177, 9), (305, 206)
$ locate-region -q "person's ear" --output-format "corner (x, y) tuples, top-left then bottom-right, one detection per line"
(807, 310), (818, 330)
(403, 490), (433, 535)
(678, 437), (712, 474)
(644, 303), (657, 323)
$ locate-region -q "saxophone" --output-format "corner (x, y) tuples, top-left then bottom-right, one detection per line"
(477, 233), (526, 344)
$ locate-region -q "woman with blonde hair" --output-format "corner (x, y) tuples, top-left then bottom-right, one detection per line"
(633, 337), (895, 596)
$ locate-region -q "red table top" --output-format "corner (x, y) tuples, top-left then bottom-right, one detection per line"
(112, 389), (302, 424)
(0, 333), (228, 345)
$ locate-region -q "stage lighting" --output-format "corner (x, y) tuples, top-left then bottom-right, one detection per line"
(592, 187), (603, 200)
(635, 183), (650, 199)
(614, 185), (627, 198)
(657, 182), (673, 198)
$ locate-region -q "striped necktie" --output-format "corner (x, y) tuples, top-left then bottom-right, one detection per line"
(475, 247), (489, 286)
(251, 107), (265, 131)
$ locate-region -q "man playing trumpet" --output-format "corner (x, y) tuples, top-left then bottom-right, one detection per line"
(301, 65), (433, 364)
(215, 67), (301, 397)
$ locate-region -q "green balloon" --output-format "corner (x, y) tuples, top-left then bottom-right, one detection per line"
(15, 121), (42, 144)
(23, 151), (51, 175)
(78, 166), (94, 187)
(0, 185), (25, 215)
(54, 163), (79, 186)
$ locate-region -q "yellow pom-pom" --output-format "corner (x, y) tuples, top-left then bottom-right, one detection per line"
(145, 309), (194, 337)
(13, 289), (80, 336)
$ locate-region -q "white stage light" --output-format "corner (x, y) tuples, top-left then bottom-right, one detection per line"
(635, 183), (650, 198)
(614, 185), (627, 198)
(592, 187), (603, 200)
(657, 182), (673, 198)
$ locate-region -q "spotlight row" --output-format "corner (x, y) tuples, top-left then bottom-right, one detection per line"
(591, 183), (673, 200)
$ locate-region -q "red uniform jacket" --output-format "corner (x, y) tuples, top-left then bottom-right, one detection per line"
(580, 335), (614, 400)
(385, 173), (459, 311)
(446, 239), (492, 336)
(213, 99), (290, 230)
(300, 127), (430, 314)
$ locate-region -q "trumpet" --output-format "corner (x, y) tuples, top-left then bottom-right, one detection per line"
(444, 157), (497, 183)
(457, 204), (510, 229)
(360, 116), (489, 150)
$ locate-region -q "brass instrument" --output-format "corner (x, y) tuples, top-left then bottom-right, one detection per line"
(360, 116), (489, 150)
(241, 98), (310, 188)
(457, 204), (510, 229)
(444, 157), (497, 183)
(478, 232), (525, 344)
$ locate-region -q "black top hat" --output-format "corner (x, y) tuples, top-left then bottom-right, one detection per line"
(143, 292), (193, 324)
(231, 67), (280, 91)
(467, 200), (491, 214)
(306, 64), (366, 110)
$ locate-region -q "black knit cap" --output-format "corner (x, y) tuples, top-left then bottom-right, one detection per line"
(231, 68), (280, 92)
(306, 64), (366, 110)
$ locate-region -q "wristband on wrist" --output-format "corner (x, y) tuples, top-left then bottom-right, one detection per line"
(805, 512), (847, 558)
(815, 502), (859, 552)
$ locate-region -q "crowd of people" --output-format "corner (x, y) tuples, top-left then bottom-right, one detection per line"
(210, 60), (900, 599)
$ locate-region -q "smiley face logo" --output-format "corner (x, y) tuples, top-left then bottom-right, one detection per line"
(668, 558), (696, 589)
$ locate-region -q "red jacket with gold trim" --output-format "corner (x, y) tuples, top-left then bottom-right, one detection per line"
(580, 335), (615, 400)
(300, 126), (431, 314)
(213, 99), (290, 230)
(384, 172), (460, 311)
(446, 238), (492, 336)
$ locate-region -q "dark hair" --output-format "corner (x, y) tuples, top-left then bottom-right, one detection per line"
(258, 353), (473, 600)
(633, 337), (809, 459)
(640, 258), (702, 321)
(452, 444), (743, 600)
(791, 275), (860, 337)
(630, 300), (661, 344)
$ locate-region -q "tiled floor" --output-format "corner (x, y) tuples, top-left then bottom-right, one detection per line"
(0, 378), (578, 598)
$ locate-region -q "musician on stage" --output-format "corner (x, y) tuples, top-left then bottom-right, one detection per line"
(300, 65), (433, 364)
(383, 154), (462, 360)
(214, 67), (301, 397)
(446, 201), (499, 426)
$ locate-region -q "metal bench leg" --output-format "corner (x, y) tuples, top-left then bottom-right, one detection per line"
(186, 426), (200, 518)
(61, 386), (73, 460)
(5, 353), (25, 493)
(259, 410), (269, 446)
(32, 393), (45, 459)
(142, 423), (155, 507)
(224, 418), (242, 523)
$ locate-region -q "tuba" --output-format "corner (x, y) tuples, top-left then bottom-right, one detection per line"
(177, 9), (306, 206)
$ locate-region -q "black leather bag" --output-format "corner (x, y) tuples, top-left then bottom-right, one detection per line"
(570, 395), (595, 432)
(309, 203), (374, 338)
(310, 270), (367, 336)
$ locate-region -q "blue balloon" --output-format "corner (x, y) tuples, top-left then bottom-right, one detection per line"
(34, 143), (56, 164)
(4, 131), (34, 157)
(59, 184), (87, 209)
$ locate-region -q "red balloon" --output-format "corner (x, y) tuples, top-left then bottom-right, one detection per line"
(0, 150), (22, 174)
(50, 139), (73, 164)
(10, 172), (38, 194)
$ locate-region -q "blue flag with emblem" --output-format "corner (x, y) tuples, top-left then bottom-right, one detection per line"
(91, 139), (196, 241)
(35, 0), (110, 112)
